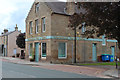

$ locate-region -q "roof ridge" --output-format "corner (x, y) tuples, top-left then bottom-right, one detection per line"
(0, 31), (16, 36)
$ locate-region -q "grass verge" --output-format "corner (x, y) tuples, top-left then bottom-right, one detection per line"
(77, 62), (120, 66)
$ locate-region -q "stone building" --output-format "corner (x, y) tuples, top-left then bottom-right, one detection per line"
(0, 25), (22, 57)
(25, 1), (117, 63)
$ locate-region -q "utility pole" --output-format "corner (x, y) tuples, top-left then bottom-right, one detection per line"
(74, 26), (77, 63)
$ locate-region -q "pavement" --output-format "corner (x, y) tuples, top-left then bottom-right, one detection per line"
(1, 57), (120, 79)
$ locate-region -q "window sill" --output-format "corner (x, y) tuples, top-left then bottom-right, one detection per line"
(41, 57), (46, 59)
(42, 31), (46, 33)
(30, 33), (33, 35)
(102, 44), (106, 46)
(58, 57), (67, 59)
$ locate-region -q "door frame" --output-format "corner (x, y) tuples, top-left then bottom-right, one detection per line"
(92, 43), (97, 62)
(111, 46), (115, 61)
(41, 43), (46, 59)
(35, 42), (39, 62)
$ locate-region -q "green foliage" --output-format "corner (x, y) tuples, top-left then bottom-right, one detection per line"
(69, 2), (120, 48)
(77, 62), (120, 66)
(16, 33), (25, 48)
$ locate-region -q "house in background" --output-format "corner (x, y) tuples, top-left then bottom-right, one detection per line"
(0, 25), (23, 57)
(0, 34), (4, 56)
(25, 0), (118, 63)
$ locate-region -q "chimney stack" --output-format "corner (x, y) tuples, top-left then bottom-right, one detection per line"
(66, 0), (76, 15)
(15, 24), (18, 31)
(4, 29), (8, 33)
(19, 30), (21, 33)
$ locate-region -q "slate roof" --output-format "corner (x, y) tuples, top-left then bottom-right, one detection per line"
(45, 2), (68, 15)
(26, 2), (86, 20)
(45, 2), (86, 15)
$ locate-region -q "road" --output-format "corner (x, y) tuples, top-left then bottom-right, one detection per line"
(2, 61), (97, 78)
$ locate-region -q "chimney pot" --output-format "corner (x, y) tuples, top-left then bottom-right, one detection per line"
(4, 29), (8, 33)
(15, 24), (18, 31)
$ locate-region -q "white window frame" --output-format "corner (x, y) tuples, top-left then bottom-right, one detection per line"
(35, 19), (39, 34)
(42, 17), (46, 32)
(102, 35), (106, 46)
(35, 3), (39, 13)
(41, 43), (46, 59)
(29, 21), (33, 34)
(82, 22), (86, 34)
(58, 42), (67, 59)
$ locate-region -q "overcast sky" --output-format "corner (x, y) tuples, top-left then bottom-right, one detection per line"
(0, 0), (65, 33)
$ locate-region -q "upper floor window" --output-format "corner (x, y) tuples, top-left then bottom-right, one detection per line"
(35, 19), (39, 33)
(102, 35), (106, 46)
(81, 22), (86, 34)
(35, 3), (39, 13)
(42, 17), (46, 32)
(29, 21), (33, 34)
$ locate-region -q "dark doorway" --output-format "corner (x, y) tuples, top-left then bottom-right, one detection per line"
(2, 44), (4, 53)
(21, 50), (25, 59)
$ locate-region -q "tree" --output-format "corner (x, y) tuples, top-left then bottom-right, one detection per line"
(16, 33), (25, 48)
(69, 2), (120, 57)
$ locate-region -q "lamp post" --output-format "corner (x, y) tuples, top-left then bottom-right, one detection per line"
(115, 56), (118, 69)
(116, 42), (118, 69)
(74, 22), (85, 63)
(74, 26), (77, 63)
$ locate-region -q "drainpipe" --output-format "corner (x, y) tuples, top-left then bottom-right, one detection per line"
(115, 42), (118, 69)
(6, 35), (8, 57)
